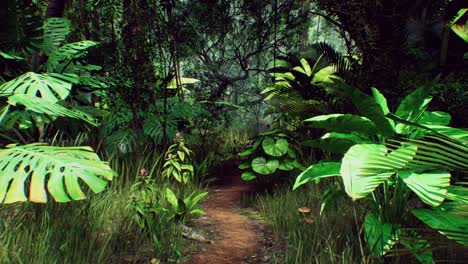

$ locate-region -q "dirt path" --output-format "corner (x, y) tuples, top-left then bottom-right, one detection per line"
(186, 162), (259, 264)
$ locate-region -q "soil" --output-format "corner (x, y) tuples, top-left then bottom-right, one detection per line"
(186, 161), (282, 264)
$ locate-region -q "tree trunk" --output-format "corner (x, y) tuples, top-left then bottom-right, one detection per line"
(46, 0), (65, 18)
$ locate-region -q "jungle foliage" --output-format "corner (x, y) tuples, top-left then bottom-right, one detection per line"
(1, 0), (467, 263)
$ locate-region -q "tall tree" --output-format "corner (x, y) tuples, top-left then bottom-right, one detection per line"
(173, 0), (310, 111)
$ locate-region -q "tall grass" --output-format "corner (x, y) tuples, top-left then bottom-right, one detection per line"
(0, 146), (207, 263)
(253, 182), (361, 263)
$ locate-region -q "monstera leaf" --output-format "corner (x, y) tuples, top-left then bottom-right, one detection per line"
(41, 17), (71, 55)
(46, 41), (99, 72)
(0, 94), (97, 129)
(0, 72), (75, 102)
(0, 144), (115, 203)
(262, 137), (289, 157)
(251, 157), (279, 175)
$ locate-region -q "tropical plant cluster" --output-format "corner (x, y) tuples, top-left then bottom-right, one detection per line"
(1, 0), (467, 263)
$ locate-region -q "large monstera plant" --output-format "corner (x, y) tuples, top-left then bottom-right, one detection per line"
(294, 79), (468, 262)
(0, 17), (115, 204)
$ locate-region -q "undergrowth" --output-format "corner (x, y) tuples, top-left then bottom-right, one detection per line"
(0, 149), (207, 263)
(253, 182), (361, 263)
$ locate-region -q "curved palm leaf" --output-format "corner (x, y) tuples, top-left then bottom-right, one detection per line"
(340, 144), (417, 200)
(413, 204), (468, 246)
(0, 143), (115, 203)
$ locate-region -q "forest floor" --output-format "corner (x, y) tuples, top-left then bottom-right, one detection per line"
(185, 161), (283, 264)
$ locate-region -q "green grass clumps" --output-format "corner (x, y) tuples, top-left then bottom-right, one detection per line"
(254, 182), (360, 263)
(0, 150), (206, 264)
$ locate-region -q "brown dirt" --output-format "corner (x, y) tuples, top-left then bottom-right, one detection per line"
(186, 162), (260, 264)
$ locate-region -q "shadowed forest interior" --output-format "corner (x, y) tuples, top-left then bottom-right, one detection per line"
(0, 0), (467, 263)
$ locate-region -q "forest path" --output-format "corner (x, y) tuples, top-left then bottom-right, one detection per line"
(186, 161), (263, 264)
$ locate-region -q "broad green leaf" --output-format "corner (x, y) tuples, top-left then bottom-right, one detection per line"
(0, 51), (24, 60)
(177, 150), (185, 162)
(238, 161), (251, 170)
(445, 186), (468, 203)
(238, 148), (255, 157)
(371, 87), (390, 115)
(0, 144), (114, 203)
(371, 87), (396, 129)
(167, 77), (200, 88)
(330, 77), (395, 136)
(189, 209), (206, 215)
(184, 191), (208, 209)
(293, 161), (341, 190)
(42, 18), (71, 55)
(0, 94), (97, 129)
(272, 72), (296, 82)
(418, 111), (451, 126)
(311, 66), (335, 86)
(46, 41), (99, 72)
(341, 144), (398, 199)
(387, 114), (468, 143)
(266, 59), (291, 69)
(399, 171), (450, 207)
(300, 58), (312, 76)
(287, 148), (297, 158)
(251, 157), (279, 175)
(364, 213), (399, 256)
(241, 171), (256, 181)
(303, 132), (366, 154)
(262, 137), (289, 157)
(424, 125), (468, 141)
(395, 84), (433, 124)
(413, 207), (468, 246)
(305, 114), (378, 136)
(292, 66), (307, 75)
(278, 159), (296, 171)
(165, 188), (179, 211)
(0, 72), (73, 102)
